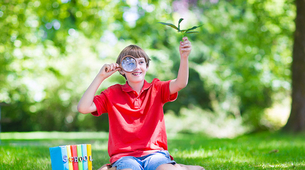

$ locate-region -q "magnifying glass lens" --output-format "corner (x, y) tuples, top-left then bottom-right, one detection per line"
(121, 56), (137, 72)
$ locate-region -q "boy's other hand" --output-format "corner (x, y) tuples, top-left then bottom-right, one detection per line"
(99, 63), (121, 79)
(179, 37), (192, 59)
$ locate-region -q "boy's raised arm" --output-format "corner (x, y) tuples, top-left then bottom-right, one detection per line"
(169, 37), (192, 94)
(77, 63), (120, 114)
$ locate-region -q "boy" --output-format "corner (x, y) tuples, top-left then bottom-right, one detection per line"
(78, 37), (204, 170)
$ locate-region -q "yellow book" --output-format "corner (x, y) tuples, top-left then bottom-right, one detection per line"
(87, 144), (92, 170)
(66, 145), (73, 170)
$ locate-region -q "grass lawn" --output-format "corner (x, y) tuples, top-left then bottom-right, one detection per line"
(0, 131), (305, 169)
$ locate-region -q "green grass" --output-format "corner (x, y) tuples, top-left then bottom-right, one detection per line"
(0, 132), (305, 169)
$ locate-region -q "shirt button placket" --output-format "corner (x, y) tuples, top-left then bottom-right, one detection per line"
(134, 98), (139, 108)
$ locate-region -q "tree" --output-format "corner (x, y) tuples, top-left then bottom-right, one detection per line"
(284, 0), (305, 132)
(0, 0), (296, 133)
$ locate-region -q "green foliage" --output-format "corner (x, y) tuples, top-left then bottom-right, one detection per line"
(0, 0), (295, 132)
(159, 18), (201, 37)
(1, 132), (305, 169)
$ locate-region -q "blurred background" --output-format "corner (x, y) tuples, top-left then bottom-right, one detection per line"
(0, 0), (297, 138)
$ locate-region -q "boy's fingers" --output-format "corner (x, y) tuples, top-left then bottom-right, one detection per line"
(182, 43), (191, 47)
(109, 64), (116, 71)
(104, 64), (109, 70)
(109, 64), (121, 72)
(181, 48), (191, 52)
(180, 40), (191, 46)
(180, 44), (191, 49)
(104, 64), (113, 72)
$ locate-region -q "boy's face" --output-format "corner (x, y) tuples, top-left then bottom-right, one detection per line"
(121, 57), (148, 83)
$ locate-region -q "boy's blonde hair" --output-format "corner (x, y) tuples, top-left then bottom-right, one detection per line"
(116, 45), (151, 79)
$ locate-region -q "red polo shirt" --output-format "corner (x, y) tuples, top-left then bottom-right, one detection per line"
(92, 78), (178, 163)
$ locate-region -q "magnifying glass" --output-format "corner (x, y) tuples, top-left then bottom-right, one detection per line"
(120, 55), (137, 72)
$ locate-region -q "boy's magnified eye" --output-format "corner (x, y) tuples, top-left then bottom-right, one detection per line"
(121, 55), (137, 72)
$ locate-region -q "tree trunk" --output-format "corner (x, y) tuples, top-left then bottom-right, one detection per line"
(284, 0), (305, 132)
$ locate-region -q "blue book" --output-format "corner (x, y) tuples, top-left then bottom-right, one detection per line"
(82, 144), (88, 170)
(49, 146), (69, 170)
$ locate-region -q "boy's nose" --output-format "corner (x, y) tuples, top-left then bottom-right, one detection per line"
(134, 61), (141, 69)
(136, 63), (140, 69)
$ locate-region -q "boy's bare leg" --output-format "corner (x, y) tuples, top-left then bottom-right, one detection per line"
(179, 164), (205, 170)
(98, 164), (116, 170)
(156, 164), (204, 170)
(156, 164), (186, 170)
(98, 163), (204, 170)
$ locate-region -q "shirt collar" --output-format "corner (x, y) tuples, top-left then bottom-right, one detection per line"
(121, 80), (152, 93)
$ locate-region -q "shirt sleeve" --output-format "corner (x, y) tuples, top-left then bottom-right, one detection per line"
(160, 80), (178, 103)
(92, 92), (108, 116)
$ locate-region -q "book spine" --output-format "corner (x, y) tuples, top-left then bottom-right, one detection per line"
(66, 145), (74, 170)
(87, 144), (92, 170)
(60, 146), (69, 170)
(82, 144), (88, 170)
(70, 145), (79, 170)
(77, 145), (84, 170)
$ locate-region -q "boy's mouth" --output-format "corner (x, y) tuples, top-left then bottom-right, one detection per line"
(132, 72), (142, 76)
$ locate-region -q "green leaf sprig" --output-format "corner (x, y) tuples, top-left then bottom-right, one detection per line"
(159, 18), (201, 38)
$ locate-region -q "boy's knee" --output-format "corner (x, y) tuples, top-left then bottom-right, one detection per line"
(98, 164), (117, 170)
(179, 164), (205, 170)
(156, 163), (187, 170)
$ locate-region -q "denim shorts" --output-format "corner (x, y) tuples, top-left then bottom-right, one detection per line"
(111, 150), (176, 170)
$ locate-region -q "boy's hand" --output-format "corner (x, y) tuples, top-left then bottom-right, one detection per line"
(99, 63), (121, 79)
(179, 37), (192, 59)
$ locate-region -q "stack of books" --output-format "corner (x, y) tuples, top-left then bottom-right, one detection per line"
(49, 144), (93, 170)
